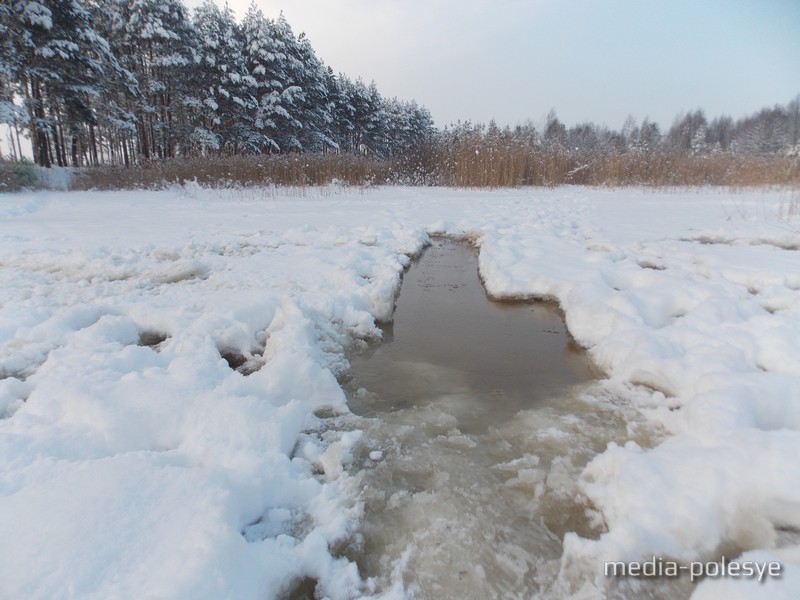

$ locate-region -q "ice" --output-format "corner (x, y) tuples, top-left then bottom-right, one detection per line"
(0, 185), (798, 598)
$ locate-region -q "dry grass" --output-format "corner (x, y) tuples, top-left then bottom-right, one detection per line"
(428, 136), (800, 188)
(70, 154), (396, 191)
(582, 154), (800, 188)
(46, 145), (800, 193)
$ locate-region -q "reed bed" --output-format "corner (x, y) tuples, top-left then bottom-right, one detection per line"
(23, 145), (800, 192)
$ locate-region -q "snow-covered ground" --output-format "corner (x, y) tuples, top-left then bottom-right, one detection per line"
(0, 185), (798, 599)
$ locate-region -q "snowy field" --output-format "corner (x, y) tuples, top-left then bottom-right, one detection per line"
(1, 185), (799, 599)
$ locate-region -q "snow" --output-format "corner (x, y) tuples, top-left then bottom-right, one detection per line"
(18, 1), (53, 30)
(0, 185), (798, 599)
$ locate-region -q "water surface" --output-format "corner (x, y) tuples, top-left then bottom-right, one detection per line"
(340, 239), (682, 599)
(348, 238), (595, 430)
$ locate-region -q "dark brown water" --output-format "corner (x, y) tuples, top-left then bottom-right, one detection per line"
(347, 238), (595, 431)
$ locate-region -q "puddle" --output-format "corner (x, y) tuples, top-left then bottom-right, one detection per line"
(337, 238), (663, 598)
(347, 238), (596, 433)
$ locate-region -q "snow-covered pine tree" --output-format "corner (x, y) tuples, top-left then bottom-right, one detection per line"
(85, 0), (139, 166)
(329, 73), (357, 152)
(339, 78), (387, 156)
(3, 0), (435, 167)
(110, 0), (197, 160)
(243, 5), (300, 152)
(191, 0), (258, 155)
(383, 99), (435, 155)
(9, 0), (133, 166)
(408, 102), (435, 148)
(266, 13), (306, 151)
(383, 97), (408, 156)
(0, 3), (28, 159)
(292, 32), (336, 152)
(362, 81), (388, 157)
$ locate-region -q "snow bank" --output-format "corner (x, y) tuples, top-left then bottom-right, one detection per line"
(1, 185), (798, 598)
(475, 188), (800, 598)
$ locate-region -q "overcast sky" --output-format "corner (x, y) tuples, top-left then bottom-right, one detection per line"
(186, 0), (800, 130)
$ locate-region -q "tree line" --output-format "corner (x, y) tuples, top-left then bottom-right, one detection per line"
(0, 0), (435, 167)
(427, 102), (799, 188)
(441, 100), (800, 164)
(1, 1), (797, 183)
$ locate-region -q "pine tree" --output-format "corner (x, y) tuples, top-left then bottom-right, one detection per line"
(3, 0), (436, 166)
(384, 98), (434, 155)
(329, 73), (357, 152)
(191, 0), (258, 154)
(10, 0), (136, 166)
(267, 13), (305, 151)
(362, 82), (387, 157)
(111, 0), (197, 160)
(292, 33), (335, 151)
(342, 78), (387, 156)
(243, 5), (301, 152)
(84, 0), (139, 166)
(0, 3), (28, 158)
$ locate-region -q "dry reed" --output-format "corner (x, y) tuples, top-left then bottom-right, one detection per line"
(46, 145), (800, 192)
(70, 154), (395, 191)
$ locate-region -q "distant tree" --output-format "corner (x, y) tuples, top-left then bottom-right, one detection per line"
(621, 115), (638, 151)
(637, 118), (661, 153)
(567, 123), (600, 157)
(543, 110), (566, 151)
(667, 110), (707, 154)
(736, 106), (790, 155)
(706, 115), (733, 152)
(788, 95), (800, 156)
